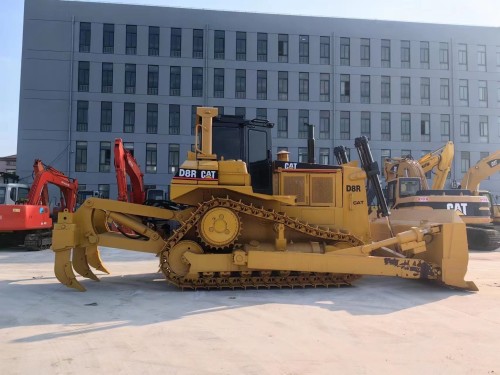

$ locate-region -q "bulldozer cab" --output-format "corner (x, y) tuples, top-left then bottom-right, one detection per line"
(387, 177), (422, 207)
(212, 115), (273, 195)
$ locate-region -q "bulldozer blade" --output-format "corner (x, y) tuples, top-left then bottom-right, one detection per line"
(72, 246), (99, 281)
(86, 245), (110, 274)
(54, 248), (86, 292)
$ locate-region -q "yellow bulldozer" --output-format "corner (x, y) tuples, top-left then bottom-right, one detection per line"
(51, 107), (476, 292)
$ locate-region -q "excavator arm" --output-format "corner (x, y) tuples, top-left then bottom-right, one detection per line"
(418, 141), (454, 189)
(460, 150), (500, 194)
(27, 160), (78, 212)
(114, 138), (146, 204)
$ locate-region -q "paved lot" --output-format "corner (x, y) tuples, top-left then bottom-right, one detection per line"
(0, 246), (499, 375)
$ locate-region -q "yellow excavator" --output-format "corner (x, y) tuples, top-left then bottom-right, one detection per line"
(51, 107), (476, 292)
(383, 151), (499, 250)
(460, 151), (500, 227)
(418, 141), (454, 190)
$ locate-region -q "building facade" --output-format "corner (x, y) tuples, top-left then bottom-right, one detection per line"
(18, 0), (500, 198)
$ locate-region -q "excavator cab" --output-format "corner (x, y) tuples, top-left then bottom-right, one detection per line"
(386, 177), (422, 206)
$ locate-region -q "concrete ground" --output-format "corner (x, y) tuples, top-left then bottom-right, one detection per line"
(0, 246), (499, 375)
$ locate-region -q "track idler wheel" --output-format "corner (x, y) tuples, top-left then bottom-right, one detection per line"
(167, 240), (203, 277)
(197, 207), (241, 249)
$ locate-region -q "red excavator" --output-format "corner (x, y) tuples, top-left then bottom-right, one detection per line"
(0, 160), (78, 250)
(113, 138), (183, 236)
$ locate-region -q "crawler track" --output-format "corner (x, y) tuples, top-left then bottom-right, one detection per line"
(159, 197), (364, 289)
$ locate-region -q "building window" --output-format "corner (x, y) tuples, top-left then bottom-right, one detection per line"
(193, 29), (203, 58)
(235, 69), (246, 99)
(256, 108), (267, 120)
(79, 22), (91, 52)
(278, 34), (288, 62)
(299, 35), (309, 64)
(381, 39), (391, 68)
(479, 80), (488, 107)
(420, 77), (430, 106)
(149, 26), (160, 56)
(103, 23), (114, 53)
(191, 105), (199, 135)
(278, 71), (288, 100)
(78, 61), (89, 92)
(76, 101), (88, 132)
(170, 66), (180, 96)
(477, 45), (486, 72)
(319, 110), (330, 139)
(100, 101), (112, 132)
(459, 79), (469, 106)
(214, 30), (225, 59)
(214, 68), (224, 98)
(439, 42), (449, 69)
(340, 74), (350, 103)
(257, 70), (267, 100)
(126, 25), (137, 55)
(101, 62), (113, 93)
(75, 141), (87, 172)
(125, 64), (135, 94)
(236, 31), (246, 61)
(99, 142), (111, 173)
(360, 75), (370, 104)
(235, 107), (246, 117)
(298, 109), (309, 139)
(401, 113), (411, 141)
(277, 109), (288, 138)
(420, 41), (429, 69)
(340, 111), (350, 140)
(299, 72), (309, 101)
(98, 184), (110, 199)
(460, 115), (469, 142)
(215, 106), (223, 115)
(361, 111), (371, 139)
(440, 114), (450, 141)
(169, 104), (180, 135)
(170, 28), (181, 57)
(320, 36), (330, 65)
(479, 115), (489, 142)
(146, 143), (157, 173)
(319, 148), (329, 165)
(147, 103), (158, 134)
(148, 65), (159, 95)
(192, 67), (203, 97)
(168, 144), (179, 174)
(298, 148), (308, 163)
(458, 43), (467, 70)
(123, 102), (135, 133)
(360, 38), (370, 67)
(461, 151), (470, 173)
(257, 33), (268, 62)
(381, 112), (391, 141)
(401, 40), (410, 68)
(320, 73), (330, 102)
(401, 77), (410, 105)
(440, 78), (449, 105)
(340, 37), (350, 66)
(381, 76), (391, 104)
(421, 113), (430, 141)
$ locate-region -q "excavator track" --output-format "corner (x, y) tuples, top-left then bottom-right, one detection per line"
(159, 197), (364, 289)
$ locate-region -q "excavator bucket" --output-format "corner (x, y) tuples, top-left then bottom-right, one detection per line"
(370, 208), (477, 291)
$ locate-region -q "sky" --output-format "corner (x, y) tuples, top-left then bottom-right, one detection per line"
(1, 0), (500, 157)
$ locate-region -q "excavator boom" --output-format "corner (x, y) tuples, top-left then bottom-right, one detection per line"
(460, 150), (500, 194)
(418, 142), (454, 190)
(114, 138), (146, 204)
